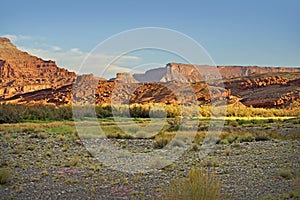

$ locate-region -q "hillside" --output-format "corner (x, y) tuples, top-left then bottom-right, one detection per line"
(0, 37), (299, 108)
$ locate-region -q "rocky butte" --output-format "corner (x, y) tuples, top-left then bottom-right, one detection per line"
(0, 37), (299, 108)
(0, 38), (75, 103)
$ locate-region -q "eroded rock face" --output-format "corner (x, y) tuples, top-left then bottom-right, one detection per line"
(0, 38), (75, 99)
(134, 62), (300, 82)
(239, 76), (288, 88)
(0, 38), (299, 108)
(93, 81), (228, 105)
(224, 74), (300, 108)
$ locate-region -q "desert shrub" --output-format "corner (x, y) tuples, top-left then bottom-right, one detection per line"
(259, 194), (277, 200)
(254, 131), (270, 141)
(164, 104), (181, 118)
(193, 132), (205, 144)
(166, 118), (181, 131)
(224, 134), (238, 144)
(129, 104), (150, 118)
(278, 168), (294, 180)
(0, 104), (73, 123)
(69, 156), (80, 167)
(229, 120), (239, 127)
(95, 105), (112, 118)
(161, 167), (221, 200)
(226, 105), (300, 117)
(199, 106), (211, 117)
(0, 167), (12, 185)
(153, 137), (170, 149)
(0, 104), (24, 123)
(238, 132), (255, 143)
(236, 119), (247, 126)
(1, 103), (299, 123)
(153, 133), (174, 149)
(202, 158), (220, 168)
(225, 146), (231, 156)
(191, 143), (199, 151)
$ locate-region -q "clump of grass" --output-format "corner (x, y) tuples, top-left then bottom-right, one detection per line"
(62, 144), (70, 152)
(57, 134), (68, 141)
(238, 132), (255, 143)
(279, 190), (300, 199)
(67, 156), (80, 167)
(278, 168), (294, 180)
(224, 146), (231, 156)
(191, 143), (199, 151)
(153, 137), (169, 149)
(153, 134), (173, 149)
(45, 151), (52, 157)
(9, 144), (24, 154)
(64, 178), (79, 185)
(166, 118), (181, 131)
(2, 133), (12, 140)
(161, 167), (221, 200)
(220, 132), (238, 144)
(193, 132), (205, 144)
(231, 142), (241, 148)
(0, 167), (12, 185)
(17, 186), (24, 193)
(202, 158), (220, 168)
(26, 145), (35, 151)
(254, 131), (270, 141)
(229, 120), (239, 127)
(259, 194), (277, 200)
(41, 169), (50, 176)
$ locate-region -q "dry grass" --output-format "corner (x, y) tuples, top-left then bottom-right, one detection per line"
(161, 167), (221, 200)
(0, 167), (12, 185)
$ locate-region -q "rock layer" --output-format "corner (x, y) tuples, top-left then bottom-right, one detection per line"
(0, 38), (75, 99)
(134, 62), (300, 82)
(0, 38), (299, 108)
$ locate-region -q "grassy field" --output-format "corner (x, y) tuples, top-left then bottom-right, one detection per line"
(0, 116), (299, 144)
(1, 103), (299, 123)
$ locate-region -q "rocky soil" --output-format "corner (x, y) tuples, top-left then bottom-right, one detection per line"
(0, 131), (299, 200)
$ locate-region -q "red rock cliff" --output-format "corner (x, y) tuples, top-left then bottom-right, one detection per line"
(0, 38), (76, 99)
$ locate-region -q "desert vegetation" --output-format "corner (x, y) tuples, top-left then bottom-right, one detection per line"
(0, 103), (299, 123)
(0, 118), (299, 199)
(161, 167), (221, 200)
(0, 103), (299, 199)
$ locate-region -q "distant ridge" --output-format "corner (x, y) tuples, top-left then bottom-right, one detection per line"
(0, 38), (299, 108)
(133, 62), (300, 82)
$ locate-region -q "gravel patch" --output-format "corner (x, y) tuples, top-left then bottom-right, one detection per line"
(0, 131), (299, 199)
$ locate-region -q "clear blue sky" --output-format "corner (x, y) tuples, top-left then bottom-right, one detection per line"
(1, 0), (299, 76)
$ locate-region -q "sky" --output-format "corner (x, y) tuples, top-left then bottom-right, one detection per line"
(1, 0), (299, 78)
